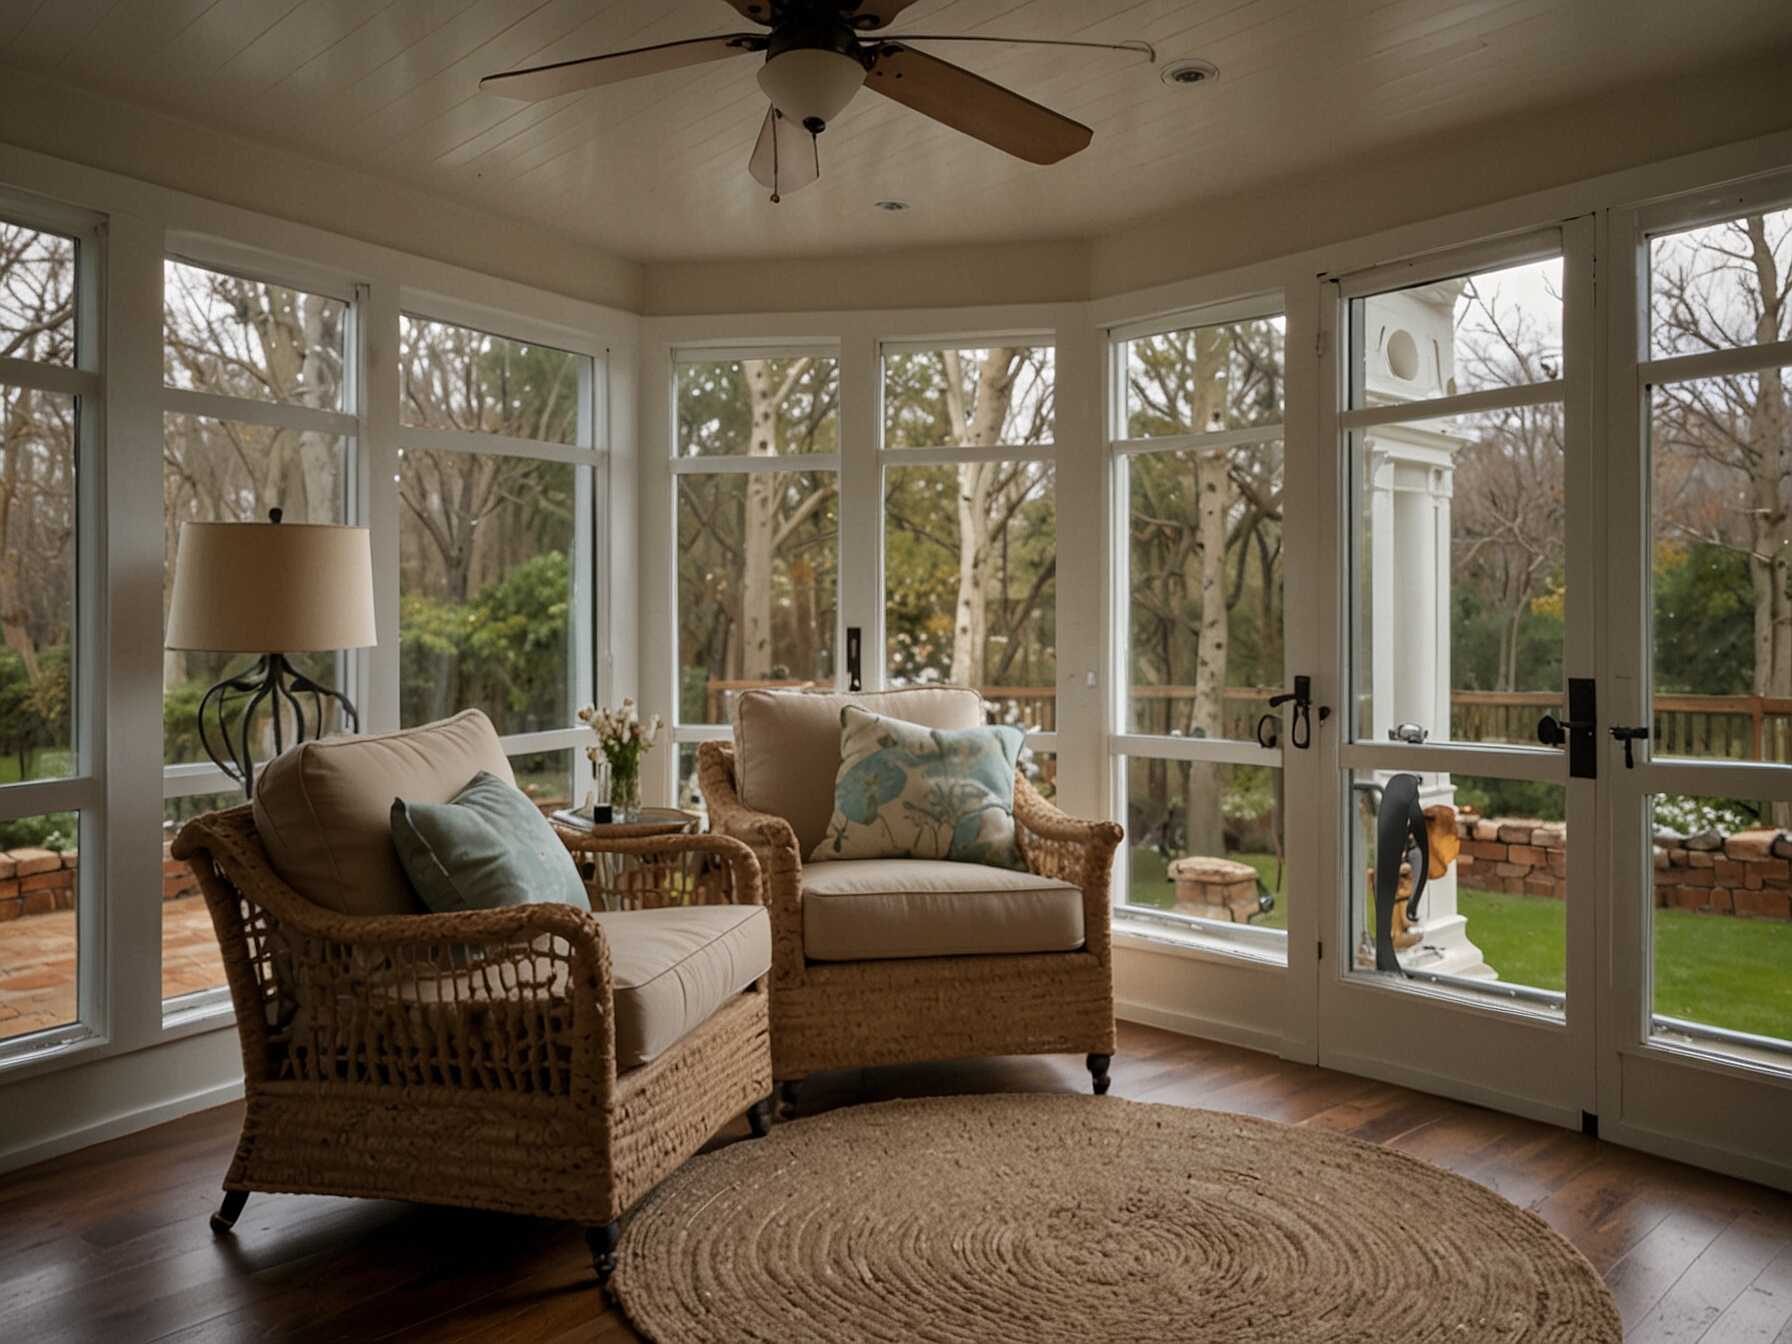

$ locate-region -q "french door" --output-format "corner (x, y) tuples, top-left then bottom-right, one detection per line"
(1598, 181), (1792, 1187)
(1315, 221), (1601, 1128)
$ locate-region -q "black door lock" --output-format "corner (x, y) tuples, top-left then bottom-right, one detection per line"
(1611, 725), (1649, 769)
(1536, 678), (1598, 779)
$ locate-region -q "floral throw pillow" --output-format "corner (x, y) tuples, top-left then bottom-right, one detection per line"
(812, 706), (1026, 869)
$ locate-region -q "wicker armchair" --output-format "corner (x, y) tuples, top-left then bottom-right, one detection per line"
(172, 807), (772, 1284)
(698, 722), (1123, 1101)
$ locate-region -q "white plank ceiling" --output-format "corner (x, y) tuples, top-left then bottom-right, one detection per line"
(2, 0), (1790, 263)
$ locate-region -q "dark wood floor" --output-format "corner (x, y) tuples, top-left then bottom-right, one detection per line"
(4, 1021), (1790, 1342)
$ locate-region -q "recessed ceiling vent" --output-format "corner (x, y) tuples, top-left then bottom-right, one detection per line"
(1161, 58), (1218, 88)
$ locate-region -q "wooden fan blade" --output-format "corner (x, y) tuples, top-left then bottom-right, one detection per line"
(480, 34), (762, 101)
(715, 0), (776, 24)
(748, 106), (821, 199)
(866, 43), (1092, 164)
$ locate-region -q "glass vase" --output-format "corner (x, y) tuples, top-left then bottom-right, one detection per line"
(610, 756), (642, 823)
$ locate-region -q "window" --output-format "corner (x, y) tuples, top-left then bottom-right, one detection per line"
(1111, 305), (1289, 957)
(673, 351), (840, 737)
(398, 314), (599, 804)
(882, 344), (1055, 730)
(160, 258), (356, 1012)
(0, 209), (97, 1055)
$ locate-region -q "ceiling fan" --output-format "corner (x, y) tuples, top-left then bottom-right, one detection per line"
(479, 0), (1155, 202)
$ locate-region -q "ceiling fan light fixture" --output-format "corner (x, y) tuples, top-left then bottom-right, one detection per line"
(757, 46), (867, 134)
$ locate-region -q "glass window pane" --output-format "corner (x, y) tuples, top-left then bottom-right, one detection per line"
(1020, 745), (1056, 803)
(164, 260), (346, 411)
(1650, 206), (1792, 360)
(884, 346), (1053, 449)
(676, 741), (708, 818)
(1352, 405), (1565, 747)
(162, 415), (348, 765)
(1127, 443), (1283, 738)
(400, 451), (578, 733)
(1649, 792), (1791, 1056)
(677, 470), (837, 725)
(401, 315), (582, 445)
(1, 222), (75, 367)
(162, 791), (235, 1003)
(509, 747), (578, 812)
(1352, 257), (1562, 404)
(1121, 757), (1285, 932)
(0, 386), (77, 784)
(1650, 370), (1792, 762)
(1349, 770), (1565, 1001)
(885, 462), (1055, 730)
(676, 355), (838, 458)
(1121, 317), (1283, 437)
(0, 809), (82, 1040)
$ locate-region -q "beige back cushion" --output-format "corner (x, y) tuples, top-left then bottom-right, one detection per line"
(731, 687), (984, 856)
(253, 709), (515, 917)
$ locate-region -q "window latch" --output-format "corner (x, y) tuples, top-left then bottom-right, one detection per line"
(1259, 674), (1329, 750)
(1611, 725), (1649, 769)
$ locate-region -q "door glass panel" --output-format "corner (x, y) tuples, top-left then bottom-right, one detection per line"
(1351, 403), (1565, 746)
(1126, 443), (1284, 738)
(1649, 791), (1792, 1055)
(676, 355), (839, 457)
(884, 461), (1055, 729)
(884, 346), (1053, 449)
(162, 791), (236, 1004)
(165, 260), (347, 411)
(0, 386), (77, 783)
(398, 451), (577, 733)
(1120, 318), (1284, 436)
(401, 315), (580, 445)
(1650, 368), (1792, 762)
(1121, 756), (1286, 936)
(676, 470), (838, 725)
(0, 809), (82, 1040)
(1354, 257), (1562, 400)
(1649, 206), (1792, 360)
(1, 222), (75, 367)
(1349, 770), (1565, 1004)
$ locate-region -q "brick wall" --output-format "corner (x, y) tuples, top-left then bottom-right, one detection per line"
(1454, 816), (1567, 899)
(0, 843), (203, 923)
(1453, 814), (1792, 919)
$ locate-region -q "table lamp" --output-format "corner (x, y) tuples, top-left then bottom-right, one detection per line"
(165, 508), (377, 797)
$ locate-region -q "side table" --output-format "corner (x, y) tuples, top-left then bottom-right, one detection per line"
(552, 807), (710, 911)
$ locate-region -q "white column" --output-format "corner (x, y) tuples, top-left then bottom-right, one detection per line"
(1366, 426), (1489, 977)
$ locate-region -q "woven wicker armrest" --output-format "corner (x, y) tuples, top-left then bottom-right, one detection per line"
(174, 807), (616, 1100)
(1014, 775), (1124, 963)
(554, 829), (764, 909)
(695, 741), (805, 981)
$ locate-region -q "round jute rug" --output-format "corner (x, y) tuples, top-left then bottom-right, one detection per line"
(612, 1093), (1620, 1343)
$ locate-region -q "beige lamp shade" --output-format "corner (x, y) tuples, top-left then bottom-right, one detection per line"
(166, 520), (377, 654)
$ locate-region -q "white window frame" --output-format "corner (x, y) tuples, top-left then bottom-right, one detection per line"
(1106, 293), (1290, 962)
(876, 334), (1059, 757)
(0, 193), (108, 1067)
(667, 341), (843, 789)
(156, 249), (364, 1022)
(394, 303), (607, 800)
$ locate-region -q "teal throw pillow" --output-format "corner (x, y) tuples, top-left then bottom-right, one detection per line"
(813, 706), (1026, 869)
(391, 770), (590, 914)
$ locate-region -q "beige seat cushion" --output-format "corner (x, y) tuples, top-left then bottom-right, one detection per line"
(801, 859), (1083, 962)
(253, 710), (513, 917)
(731, 687), (984, 856)
(594, 904), (770, 1068)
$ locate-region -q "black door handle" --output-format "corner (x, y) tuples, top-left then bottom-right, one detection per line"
(1536, 714), (1592, 748)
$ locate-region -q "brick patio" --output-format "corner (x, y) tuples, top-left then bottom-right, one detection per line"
(0, 896), (225, 1041)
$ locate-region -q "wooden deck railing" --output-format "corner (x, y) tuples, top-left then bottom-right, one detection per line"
(704, 679), (1792, 762)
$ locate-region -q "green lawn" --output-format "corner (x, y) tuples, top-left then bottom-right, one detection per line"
(1126, 848), (1792, 1041)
